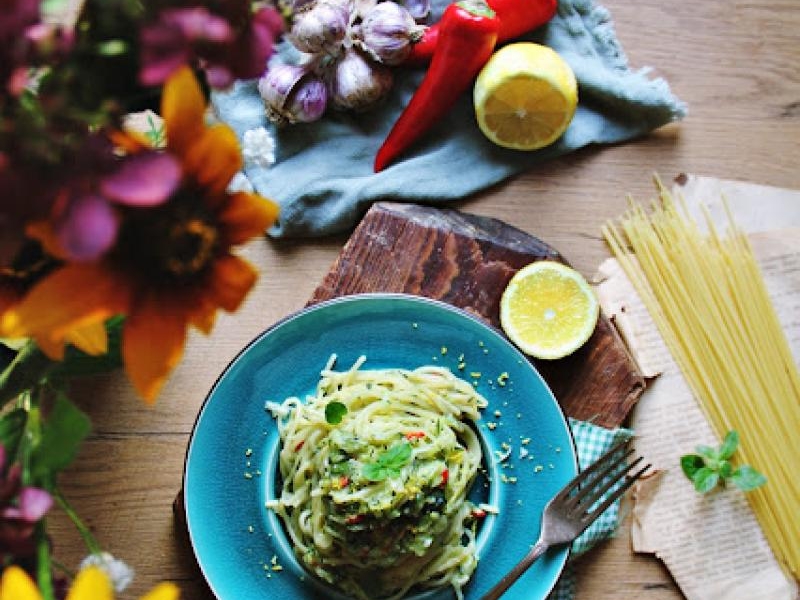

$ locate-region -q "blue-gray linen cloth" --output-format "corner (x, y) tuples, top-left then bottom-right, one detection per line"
(213, 0), (686, 237)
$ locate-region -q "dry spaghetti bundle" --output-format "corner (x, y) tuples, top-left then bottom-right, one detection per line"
(602, 180), (800, 578)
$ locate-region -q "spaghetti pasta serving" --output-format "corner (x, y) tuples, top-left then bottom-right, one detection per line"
(265, 355), (488, 600)
(603, 180), (800, 577)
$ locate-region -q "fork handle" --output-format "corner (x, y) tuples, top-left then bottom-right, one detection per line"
(479, 539), (549, 600)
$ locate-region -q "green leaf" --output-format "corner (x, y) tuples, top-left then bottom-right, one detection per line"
(0, 338), (28, 351)
(30, 395), (91, 488)
(0, 342), (57, 409)
(694, 444), (718, 461)
(330, 461), (350, 476)
(362, 463), (388, 482)
(0, 409), (28, 460)
(40, 0), (73, 20)
(692, 467), (720, 494)
(731, 465), (767, 491)
(718, 459), (733, 479)
(680, 454), (705, 480)
(96, 39), (129, 56)
(325, 402), (348, 425)
(718, 430), (739, 460)
(378, 441), (412, 469)
(363, 441), (413, 482)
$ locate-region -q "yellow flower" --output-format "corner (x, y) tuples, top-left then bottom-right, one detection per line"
(0, 565), (178, 600)
(0, 66), (279, 402)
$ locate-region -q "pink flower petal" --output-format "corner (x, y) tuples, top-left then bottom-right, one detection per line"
(18, 487), (53, 521)
(57, 195), (119, 261)
(203, 64), (235, 89)
(139, 20), (192, 86)
(165, 7), (232, 42)
(253, 6), (285, 38)
(100, 152), (181, 207)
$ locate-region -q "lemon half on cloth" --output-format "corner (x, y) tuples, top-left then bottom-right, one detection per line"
(474, 43), (578, 151)
(500, 261), (599, 360)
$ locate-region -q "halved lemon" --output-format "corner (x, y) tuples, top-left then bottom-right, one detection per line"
(474, 43), (578, 151)
(500, 261), (599, 359)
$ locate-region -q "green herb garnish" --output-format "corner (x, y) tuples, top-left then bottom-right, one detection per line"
(680, 430), (766, 494)
(325, 402), (348, 425)
(363, 441), (412, 482)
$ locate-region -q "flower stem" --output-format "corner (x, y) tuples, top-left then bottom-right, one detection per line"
(0, 341), (55, 409)
(36, 520), (56, 600)
(55, 489), (102, 555)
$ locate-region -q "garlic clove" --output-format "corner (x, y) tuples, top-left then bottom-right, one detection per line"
(328, 47), (393, 112)
(259, 63), (328, 125)
(402, 0), (430, 21)
(353, 0), (378, 20)
(288, 0), (352, 55)
(359, 1), (424, 65)
(286, 75), (329, 123)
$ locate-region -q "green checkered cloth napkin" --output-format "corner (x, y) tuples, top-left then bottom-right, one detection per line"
(547, 418), (634, 600)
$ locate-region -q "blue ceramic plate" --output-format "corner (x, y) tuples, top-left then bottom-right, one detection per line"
(184, 294), (577, 600)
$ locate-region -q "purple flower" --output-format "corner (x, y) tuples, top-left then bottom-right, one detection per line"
(0, 0), (73, 95)
(139, 3), (283, 89)
(0, 445), (53, 557)
(0, 0), (40, 92)
(54, 147), (182, 261)
(204, 6), (285, 88)
(139, 7), (233, 87)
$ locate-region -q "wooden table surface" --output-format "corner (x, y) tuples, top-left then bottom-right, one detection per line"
(48, 0), (799, 597)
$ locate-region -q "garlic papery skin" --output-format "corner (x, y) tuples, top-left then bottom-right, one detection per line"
(288, 0), (352, 55)
(359, 1), (424, 65)
(259, 63), (308, 122)
(259, 63), (327, 125)
(285, 74), (329, 123)
(329, 47), (393, 111)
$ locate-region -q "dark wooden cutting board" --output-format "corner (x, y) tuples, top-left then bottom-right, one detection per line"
(308, 202), (644, 428)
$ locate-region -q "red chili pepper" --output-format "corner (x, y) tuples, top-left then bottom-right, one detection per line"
(440, 468), (449, 487)
(374, 0), (500, 172)
(405, 431), (427, 440)
(294, 440), (305, 452)
(471, 508), (487, 518)
(339, 475), (350, 487)
(405, 0), (558, 65)
(346, 514), (365, 525)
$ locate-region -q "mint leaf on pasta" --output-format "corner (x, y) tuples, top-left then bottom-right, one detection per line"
(363, 441), (412, 482)
(325, 401), (348, 425)
(363, 463), (388, 482)
(379, 441), (412, 469)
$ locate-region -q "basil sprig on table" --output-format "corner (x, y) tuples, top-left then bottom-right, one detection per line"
(681, 430), (766, 494)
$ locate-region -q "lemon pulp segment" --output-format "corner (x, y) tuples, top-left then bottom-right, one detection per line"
(500, 261), (599, 359)
(474, 43), (577, 151)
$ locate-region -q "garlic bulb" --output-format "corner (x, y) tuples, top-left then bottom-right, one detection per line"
(328, 47), (393, 111)
(259, 63), (328, 125)
(359, 1), (424, 65)
(288, 0), (352, 55)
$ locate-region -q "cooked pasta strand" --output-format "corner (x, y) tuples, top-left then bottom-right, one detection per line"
(266, 357), (488, 600)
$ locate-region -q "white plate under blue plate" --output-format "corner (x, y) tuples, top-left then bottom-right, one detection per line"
(184, 293), (578, 600)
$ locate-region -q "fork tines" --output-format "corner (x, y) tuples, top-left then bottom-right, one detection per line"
(562, 439), (652, 522)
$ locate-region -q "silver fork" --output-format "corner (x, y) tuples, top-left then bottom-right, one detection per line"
(479, 440), (651, 600)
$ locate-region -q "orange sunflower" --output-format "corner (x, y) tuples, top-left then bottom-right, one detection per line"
(0, 66), (279, 402)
